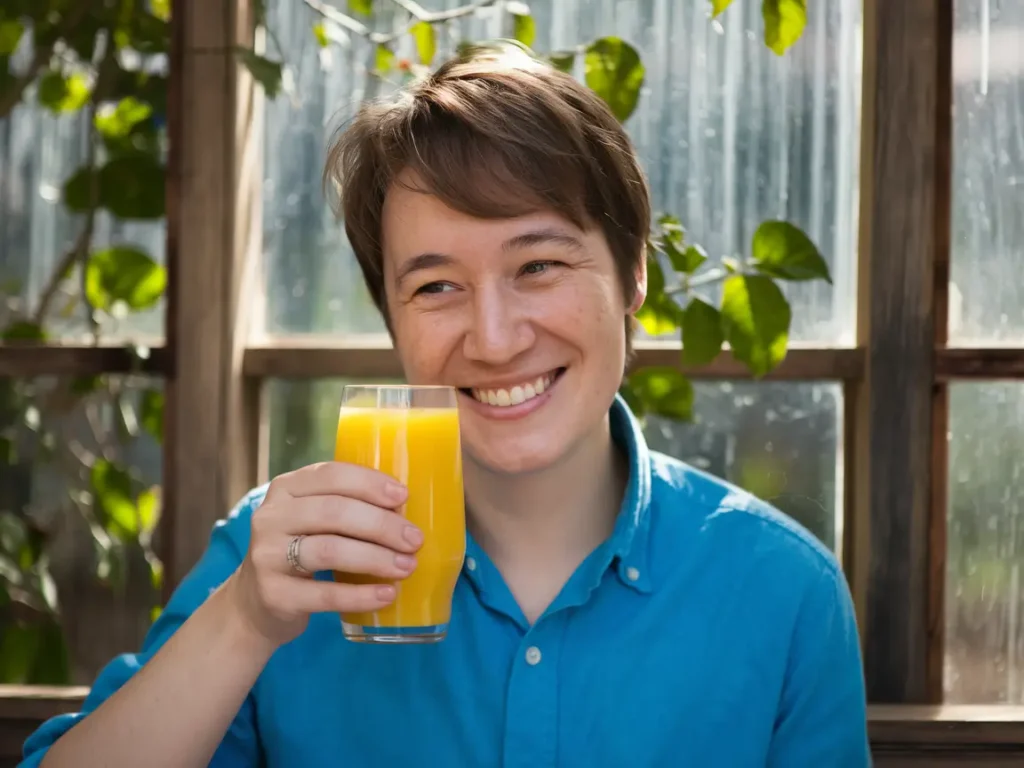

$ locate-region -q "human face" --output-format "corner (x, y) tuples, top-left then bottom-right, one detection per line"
(381, 176), (646, 476)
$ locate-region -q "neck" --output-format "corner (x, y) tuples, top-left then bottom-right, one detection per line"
(464, 413), (628, 572)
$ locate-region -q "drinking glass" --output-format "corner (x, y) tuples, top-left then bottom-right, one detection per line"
(333, 385), (465, 643)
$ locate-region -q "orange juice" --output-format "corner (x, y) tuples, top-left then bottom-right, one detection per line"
(333, 406), (465, 636)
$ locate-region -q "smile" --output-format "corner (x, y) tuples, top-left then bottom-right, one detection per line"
(462, 369), (565, 409)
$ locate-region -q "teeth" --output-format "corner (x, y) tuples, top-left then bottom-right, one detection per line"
(471, 372), (557, 408)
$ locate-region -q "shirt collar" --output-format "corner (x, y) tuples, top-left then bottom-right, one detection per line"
(463, 394), (655, 596)
(607, 393), (654, 593)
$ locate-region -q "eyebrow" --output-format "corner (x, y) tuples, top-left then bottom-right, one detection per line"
(394, 228), (584, 287)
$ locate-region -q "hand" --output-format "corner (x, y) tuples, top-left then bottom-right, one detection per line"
(227, 462), (423, 647)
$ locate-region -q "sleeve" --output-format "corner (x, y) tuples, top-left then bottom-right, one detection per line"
(766, 565), (871, 768)
(19, 489), (267, 768)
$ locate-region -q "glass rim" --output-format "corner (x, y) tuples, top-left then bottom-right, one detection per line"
(341, 384), (458, 392)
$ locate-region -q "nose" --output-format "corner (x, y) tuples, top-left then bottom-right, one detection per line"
(462, 283), (535, 366)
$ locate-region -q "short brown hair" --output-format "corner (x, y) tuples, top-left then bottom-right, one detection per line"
(324, 43), (651, 342)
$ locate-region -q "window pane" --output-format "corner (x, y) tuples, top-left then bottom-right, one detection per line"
(262, 0), (861, 344)
(946, 382), (1024, 703)
(0, 64), (166, 341)
(950, 0), (1024, 344)
(0, 376), (162, 685)
(267, 379), (841, 551)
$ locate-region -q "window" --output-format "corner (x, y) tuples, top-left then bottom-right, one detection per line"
(944, 0), (1024, 705)
(5, 0), (1024, 760)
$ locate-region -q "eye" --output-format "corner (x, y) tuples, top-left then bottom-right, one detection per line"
(520, 260), (561, 276)
(414, 281), (454, 296)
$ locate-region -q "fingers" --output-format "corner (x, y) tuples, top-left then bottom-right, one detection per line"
(263, 575), (397, 615)
(267, 461), (407, 508)
(289, 534), (416, 580)
(264, 495), (423, 555)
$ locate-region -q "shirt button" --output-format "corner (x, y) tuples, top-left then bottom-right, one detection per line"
(465, 557), (477, 571)
(525, 646), (542, 666)
(626, 566), (640, 582)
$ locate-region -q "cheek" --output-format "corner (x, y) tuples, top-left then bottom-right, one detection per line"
(390, 308), (460, 383)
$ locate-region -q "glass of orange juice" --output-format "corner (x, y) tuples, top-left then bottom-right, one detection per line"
(333, 384), (465, 643)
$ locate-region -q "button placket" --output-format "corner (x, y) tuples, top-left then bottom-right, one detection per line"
(502, 622), (562, 768)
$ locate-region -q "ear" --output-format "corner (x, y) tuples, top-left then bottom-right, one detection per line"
(627, 251), (648, 314)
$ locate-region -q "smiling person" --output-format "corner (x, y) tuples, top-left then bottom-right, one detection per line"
(24, 45), (870, 767)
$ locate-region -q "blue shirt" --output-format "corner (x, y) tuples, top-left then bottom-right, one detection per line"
(22, 397), (870, 767)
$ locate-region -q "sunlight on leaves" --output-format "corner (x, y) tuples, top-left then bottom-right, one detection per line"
(751, 220), (831, 283)
(720, 275), (791, 376)
(85, 246), (167, 312)
(584, 37), (644, 122)
(411, 22), (436, 66)
(763, 0), (807, 55)
(620, 367), (694, 421)
(37, 71), (90, 113)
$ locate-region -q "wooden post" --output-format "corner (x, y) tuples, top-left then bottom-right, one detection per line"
(163, 0), (264, 593)
(853, 0), (952, 703)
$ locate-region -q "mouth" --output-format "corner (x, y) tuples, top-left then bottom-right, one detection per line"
(458, 368), (566, 417)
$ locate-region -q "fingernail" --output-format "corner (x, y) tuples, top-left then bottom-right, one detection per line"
(403, 526), (424, 547)
(376, 585), (396, 601)
(386, 482), (407, 501)
(395, 554), (416, 571)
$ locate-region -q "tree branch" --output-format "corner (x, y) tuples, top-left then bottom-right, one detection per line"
(0, 0), (102, 120)
(301, 0), (499, 46)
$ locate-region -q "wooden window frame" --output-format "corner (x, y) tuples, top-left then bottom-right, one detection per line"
(2, 0), (1024, 764)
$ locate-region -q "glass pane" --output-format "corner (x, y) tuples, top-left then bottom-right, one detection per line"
(950, 0), (1024, 344)
(262, 0), (861, 343)
(0, 37), (166, 342)
(946, 382), (1024, 703)
(268, 379), (841, 551)
(0, 376), (163, 685)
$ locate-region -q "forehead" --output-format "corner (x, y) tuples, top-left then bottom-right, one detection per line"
(380, 174), (585, 263)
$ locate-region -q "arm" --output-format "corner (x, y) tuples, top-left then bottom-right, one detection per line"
(23, 462), (421, 768)
(23, 493), (270, 768)
(766, 566), (871, 768)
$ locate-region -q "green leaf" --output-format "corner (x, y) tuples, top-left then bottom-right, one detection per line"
(90, 458), (139, 541)
(150, 0), (171, 22)
(681, 298), (724, 366)
(85, 246), (167, 312)
(236, 49), (284, 98)
(37, 71), (90, 113)
(751, 220), (831, 283)
(0, 623), (38, 684)
(410, 22), (436, 66)
(720, 275), (791, 376)
(584, 37), (645, 122)
(348, 0), (372, 15)
(313, 21), (329, 48)
(621, 367), (694, 421)
(762, 0), (807, 55)
(510, 7), (536, 49)
(656, 214), (707, 274)
(71, 375), (102, 395)
(375, 45), (395, 75)
(62, 166), (98, 212)
(0, 20), (23, 55)
(635, 254), (682, 335)
(28, 619), (70, 685)
(711, 0), (734, 16)
(97, 154), (166, 219)
(549, 51), (575, 73)
(137, 487), (160, 535)
(139, 389), (164, 442)
(95, 96), (153, 140)
(1, 321), (46, 342)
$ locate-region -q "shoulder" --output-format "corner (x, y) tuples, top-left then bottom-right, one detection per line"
(646, 450), (840, 584)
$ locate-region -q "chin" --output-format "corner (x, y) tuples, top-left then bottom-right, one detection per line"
(462, 429), (568, 476)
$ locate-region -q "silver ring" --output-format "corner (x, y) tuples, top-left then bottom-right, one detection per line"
(286, 535), (310, 575)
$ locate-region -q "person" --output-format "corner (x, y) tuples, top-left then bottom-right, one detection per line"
(23, 44), (870, 767)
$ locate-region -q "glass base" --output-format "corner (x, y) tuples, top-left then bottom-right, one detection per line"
(342, 623), (448, 644)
